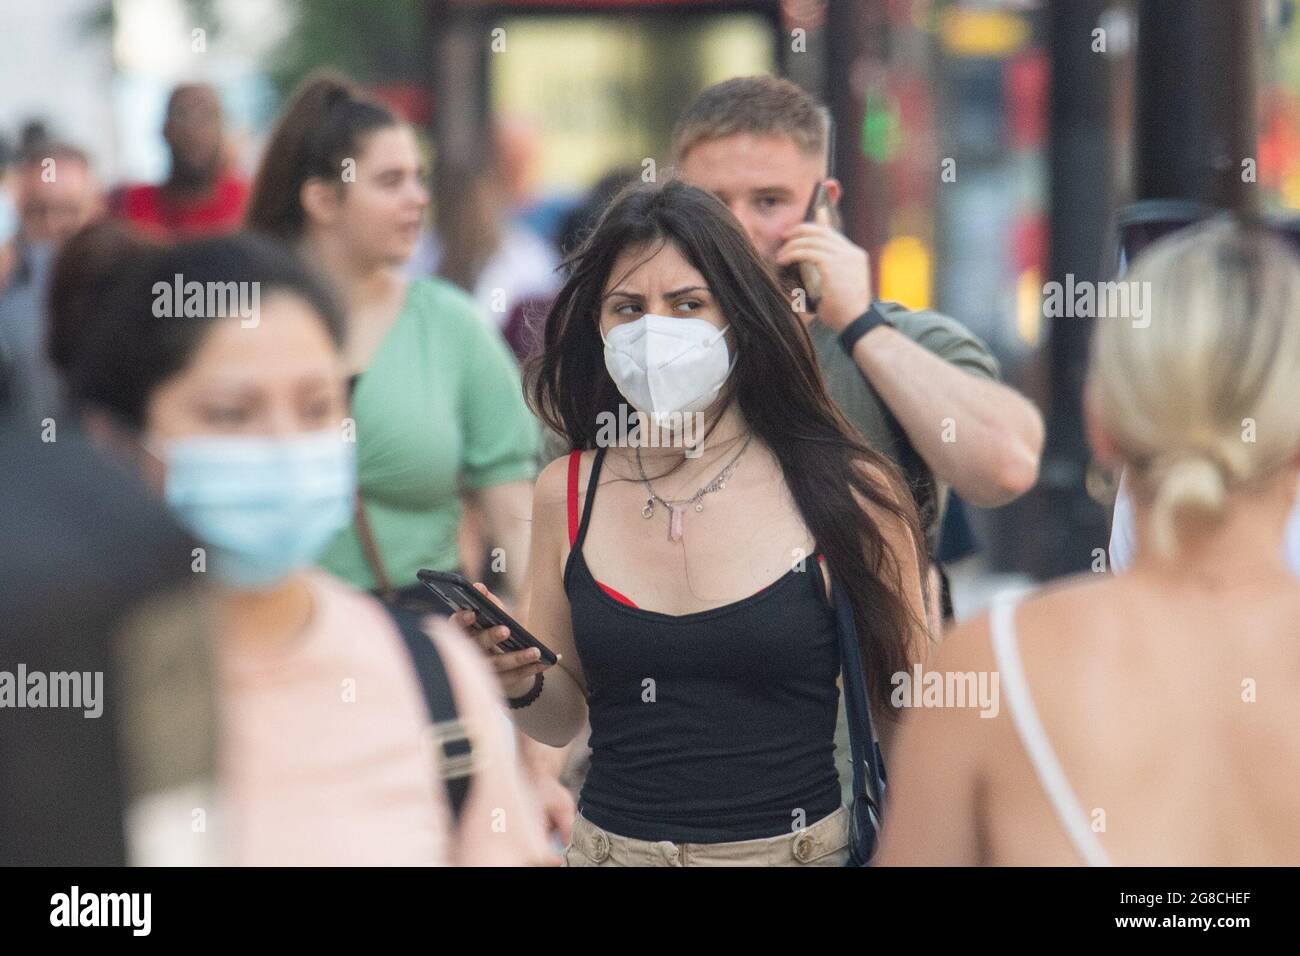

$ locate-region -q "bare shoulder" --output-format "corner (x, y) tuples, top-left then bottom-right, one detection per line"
(533, 447), (605, 498)
(972, 573), (1135, 689)
(531, 452), (580, 563)
(943, 573), (1114, 654)
(1016, 572), (1122, 643)
(534, 449), (618, 557)
(533, 451), (573, 507)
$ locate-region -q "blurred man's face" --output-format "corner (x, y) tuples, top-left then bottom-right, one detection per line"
(164, 86), (225, 181)
(17, 159), (100, 247)
(678, 133), (826, 263)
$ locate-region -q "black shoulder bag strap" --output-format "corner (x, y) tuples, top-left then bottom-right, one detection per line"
(830, 569), (887, 866)
(384, 606), (474, 823)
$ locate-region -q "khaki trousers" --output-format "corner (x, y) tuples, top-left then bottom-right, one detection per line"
(563, 805), (851, 867)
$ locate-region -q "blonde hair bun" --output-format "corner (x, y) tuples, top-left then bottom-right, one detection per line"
(1146, 454), (1227, 557)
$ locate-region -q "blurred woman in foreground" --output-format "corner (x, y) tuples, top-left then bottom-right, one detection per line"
(67, 233), (550, 865)
(879, 219), (1300, 865)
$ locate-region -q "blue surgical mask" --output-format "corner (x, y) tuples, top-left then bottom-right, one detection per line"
(152, 429), (356, 589)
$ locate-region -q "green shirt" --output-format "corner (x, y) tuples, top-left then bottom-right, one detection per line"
(806, 301), (1000, 555)
(318, 278), (540, 590)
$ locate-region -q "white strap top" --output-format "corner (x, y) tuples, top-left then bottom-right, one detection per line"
(989, 588), (1113, 867)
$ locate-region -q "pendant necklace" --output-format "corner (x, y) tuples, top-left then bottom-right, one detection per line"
(635, 432), (753, 542)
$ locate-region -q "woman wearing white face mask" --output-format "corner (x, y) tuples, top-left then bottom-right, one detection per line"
(68, 234), (551, 866)
(453, 180), (931, 866)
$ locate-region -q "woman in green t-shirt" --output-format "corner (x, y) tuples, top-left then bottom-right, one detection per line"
(245, 73), (539, 605)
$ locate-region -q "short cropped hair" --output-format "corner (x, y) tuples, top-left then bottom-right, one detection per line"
(671, 75), (830, 165)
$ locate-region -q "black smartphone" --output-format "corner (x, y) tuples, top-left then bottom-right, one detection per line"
(782, 114), (837, 298)
(779, 180), (833, 299)
(416, 569), (559, 666)
(800, 182), (833, 299)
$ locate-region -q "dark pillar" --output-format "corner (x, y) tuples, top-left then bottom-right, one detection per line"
(1135, 0), (1257, 212)
(826, 0), (889, 264)
(1020, 0), (1114, 579)
(426, 0), (491, 167)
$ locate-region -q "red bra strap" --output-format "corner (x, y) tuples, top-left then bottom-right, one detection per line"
(567, 450), (581, 547)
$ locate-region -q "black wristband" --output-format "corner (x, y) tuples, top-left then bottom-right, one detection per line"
(838, 303), (892, 356)
(507, 673), (544, 709)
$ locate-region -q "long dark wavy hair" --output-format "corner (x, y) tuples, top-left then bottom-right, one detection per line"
(524, 178), (927, 719)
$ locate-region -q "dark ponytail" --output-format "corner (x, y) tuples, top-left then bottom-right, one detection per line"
(245, 71), (396, 241)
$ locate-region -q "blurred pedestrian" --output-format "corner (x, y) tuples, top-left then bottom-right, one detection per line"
(245, 73), (539, 609)
(0, 141), (102, 412)
(502, 166), (642, 368)
(112, 83), (248, 240)
(0, 320), (210, 866)
(409, 154), (560, 330)
(12, 140), (102, 247)
(67, 233), (551, 865)
(879, 219), (1300, 865)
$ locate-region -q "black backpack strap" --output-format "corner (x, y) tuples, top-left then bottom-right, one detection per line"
(385, 606), (474, 823)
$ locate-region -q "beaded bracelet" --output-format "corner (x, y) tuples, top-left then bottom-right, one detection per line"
(507, 673), (544, 709)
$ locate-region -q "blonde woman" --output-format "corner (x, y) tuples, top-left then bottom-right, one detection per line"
(879, 219), (1300, 866)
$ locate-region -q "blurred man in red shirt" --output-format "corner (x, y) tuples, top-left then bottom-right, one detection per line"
(113, 83), (247, 239)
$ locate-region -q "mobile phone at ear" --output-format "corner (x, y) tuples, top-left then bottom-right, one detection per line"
(798, 182), (832, 302)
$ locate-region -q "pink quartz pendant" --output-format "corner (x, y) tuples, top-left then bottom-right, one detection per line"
(668, 504), (684, 542)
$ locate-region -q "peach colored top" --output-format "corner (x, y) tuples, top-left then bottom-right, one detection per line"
(218, 570), (550, 866)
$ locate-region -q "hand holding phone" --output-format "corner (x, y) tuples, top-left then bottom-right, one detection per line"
(777, 179), (872, 332)
(799, 182), (833, 302)
(417, 570), (558, 698)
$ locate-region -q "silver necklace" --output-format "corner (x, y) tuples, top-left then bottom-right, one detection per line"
(636, 433), (753, 542)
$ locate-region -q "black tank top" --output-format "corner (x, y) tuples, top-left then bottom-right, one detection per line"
(565, 446), (842, 843)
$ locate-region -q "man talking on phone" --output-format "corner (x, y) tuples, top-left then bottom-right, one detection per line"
(672, 76), (1044, 626)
